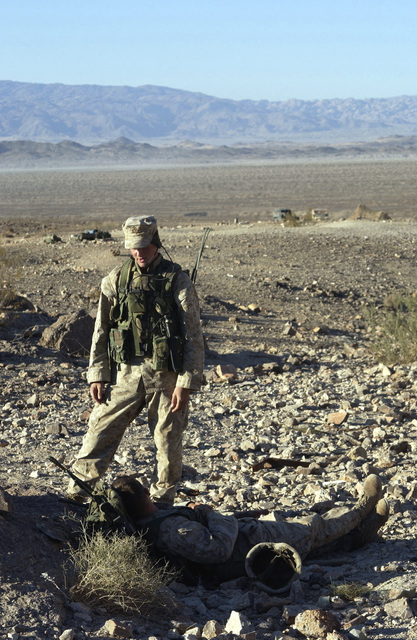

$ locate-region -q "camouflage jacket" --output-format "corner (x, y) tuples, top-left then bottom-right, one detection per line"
(149, 507), (312, 565)
(87, 254), (204, 391)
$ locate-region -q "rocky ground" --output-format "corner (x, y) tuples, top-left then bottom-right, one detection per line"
(2, 216), (417, 639)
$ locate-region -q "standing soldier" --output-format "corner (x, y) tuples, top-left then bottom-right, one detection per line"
(68, 216), (204, 504)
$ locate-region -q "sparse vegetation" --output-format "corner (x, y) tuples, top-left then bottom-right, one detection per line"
(68, 527), (177, 616)
(331, 581), (371, 601)
(364, 293), (417, 364)
(303, 207), (314, 223)
(0, 247), (21, 307)
(282, 211), (301, 227)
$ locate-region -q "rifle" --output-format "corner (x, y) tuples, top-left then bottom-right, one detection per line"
(191, 227), (211, 284)
(49, 456), (135, 534)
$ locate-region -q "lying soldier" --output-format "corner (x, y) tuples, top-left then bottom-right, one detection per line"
(110, 474), (389, 591)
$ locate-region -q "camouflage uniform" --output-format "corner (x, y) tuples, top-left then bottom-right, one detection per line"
(141, 502), (370, 565)
(135, 475), (385, 584)
(69, 253), (204, 504)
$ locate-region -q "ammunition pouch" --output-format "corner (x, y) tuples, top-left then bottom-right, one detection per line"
(109, 327), (133, 364)
(152, 335), (183, 372)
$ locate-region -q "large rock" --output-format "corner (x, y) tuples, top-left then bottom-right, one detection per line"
(40, 309), (95, 356)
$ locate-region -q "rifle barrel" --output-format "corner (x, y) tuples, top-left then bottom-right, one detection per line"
(191, 227), (211, 284)
(49, 455), (95, 499)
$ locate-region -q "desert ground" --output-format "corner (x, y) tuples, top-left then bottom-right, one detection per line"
(2, 158), (417, 639)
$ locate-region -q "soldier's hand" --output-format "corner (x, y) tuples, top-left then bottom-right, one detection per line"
(234, 509), (269, 519)
(171, 387), (190, 412)
(90, 382), (105, 404)
(188, 502), (213, 513)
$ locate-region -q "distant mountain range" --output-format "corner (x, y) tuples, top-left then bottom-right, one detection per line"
(1, 81), (417, 145)
(1, 135), (417, 170)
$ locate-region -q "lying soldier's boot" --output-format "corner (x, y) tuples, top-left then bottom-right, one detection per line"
(322, 498), (390, 554)
(308, 474), (384, 551)
(355, 474), (383, 520)
(346, 498), (390, 550)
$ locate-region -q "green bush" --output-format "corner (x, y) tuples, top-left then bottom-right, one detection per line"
(68, 527), (177, 616)
(364, 293), (417, 364)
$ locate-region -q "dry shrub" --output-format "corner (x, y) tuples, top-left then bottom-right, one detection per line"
(0, 247), (21, 307)
(282, 211), (300, 227)
(364, 293), (417, 364)
(331, 581), (370, 601)
(68, 527), (177, 616)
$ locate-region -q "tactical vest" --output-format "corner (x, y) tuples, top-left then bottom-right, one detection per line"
(137, 508), (252, 588)
(109, 257), (183, 371)
(85, 483), (135, 535)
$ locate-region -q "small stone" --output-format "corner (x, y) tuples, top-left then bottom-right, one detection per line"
(294, 609), (341, 637)
(216, 363), (238, 380)
(384, 597), (414, 619)
(225, 611), (253, 636)
(327, 411), (348, 425)
(183, 626), (201, 639)
(281, 321), (298, 336)
(104, 619), (133, 638)
(26, 393), (39, 407)
(201, 620), (224, 639)
(348, 446), (367, 460)
(348, 629), (367, 640)
(45, 423), (62, 435)
(205, 447), (222, 458)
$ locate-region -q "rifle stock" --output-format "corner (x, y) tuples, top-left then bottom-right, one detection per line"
(49, 456), (135, 534)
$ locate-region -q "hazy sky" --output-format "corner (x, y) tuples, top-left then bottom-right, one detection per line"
(1, 0), (416, 102)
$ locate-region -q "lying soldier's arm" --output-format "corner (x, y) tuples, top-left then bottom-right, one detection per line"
(157, 511), (239, 564)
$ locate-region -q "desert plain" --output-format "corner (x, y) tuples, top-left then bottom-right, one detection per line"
(2, 158), (417, 639)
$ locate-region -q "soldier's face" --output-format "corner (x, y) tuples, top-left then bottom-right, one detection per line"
(131, 243), (158, 268)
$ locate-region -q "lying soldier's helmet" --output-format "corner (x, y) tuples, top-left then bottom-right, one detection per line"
(245, 542), (302, 594)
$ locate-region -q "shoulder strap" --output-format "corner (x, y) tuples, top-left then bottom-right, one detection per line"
(118, 258), (134, 298)
(158, 257), (182, 276)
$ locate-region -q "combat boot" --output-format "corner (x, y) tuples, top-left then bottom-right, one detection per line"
(308, 474), (383, 550)
(354, 474), (383, 520)
(323, 498), (390, 553)
(346, 498), (390, 549)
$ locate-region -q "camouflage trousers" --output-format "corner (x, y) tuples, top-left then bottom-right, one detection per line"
(238, 502), (370, 561)
(68, 364), (188, 504)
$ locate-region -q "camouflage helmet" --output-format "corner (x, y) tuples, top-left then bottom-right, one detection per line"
(123, 215), (161, 249)
(245, 542), (302, 594)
